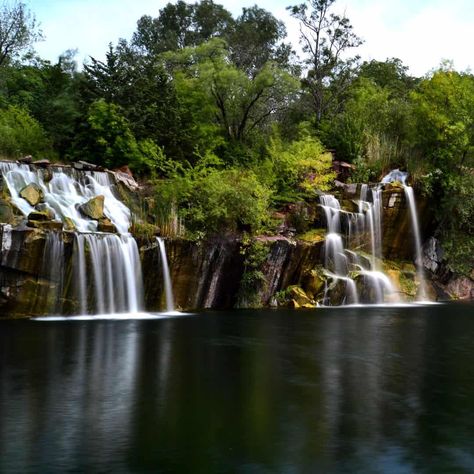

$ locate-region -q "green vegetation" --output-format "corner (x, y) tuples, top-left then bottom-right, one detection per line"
(0, 0), (472, 274)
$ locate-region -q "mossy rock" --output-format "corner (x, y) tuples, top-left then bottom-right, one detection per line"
(63, 217), (76, 231)
(297, 228), (326, 243)
(97, 218), (116, 233)
(287, 285), (315, 307)
(20, 183), (44, 206)
(35, 203), (55, 220)
(79, 195), (105, 220)
(0, 198), (14, 224)
(301, 267), (325, 299)
(27, 210), (51, 222)
(28, 221), (63, 231)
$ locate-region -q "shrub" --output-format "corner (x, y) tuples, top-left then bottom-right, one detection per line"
(0, 105), (54, 159)
(155, 165), (272, 236)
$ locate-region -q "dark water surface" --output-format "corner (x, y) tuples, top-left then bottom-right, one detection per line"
(1, 304), (474, 473)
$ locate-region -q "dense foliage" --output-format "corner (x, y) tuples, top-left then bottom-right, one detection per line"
(0, 0), (472, 274)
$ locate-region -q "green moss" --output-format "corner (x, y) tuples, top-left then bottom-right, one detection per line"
(297, 228), (326, 243)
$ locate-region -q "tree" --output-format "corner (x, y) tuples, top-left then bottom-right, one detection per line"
(164, 39), (299, 151)
(358, 58), (418, 97)
(411, 69), (474, 275)
(0, 1), (42, 67)
(288, 0), (362, 123)
(131, 0), (233, 56)
(228, 6), (293, 77)
(0, 105), (53, 158)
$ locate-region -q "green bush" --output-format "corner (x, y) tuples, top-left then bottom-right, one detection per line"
(260, 129), (335, 203)
(0, 105), (54, 159)
(155, 163), (272, 236)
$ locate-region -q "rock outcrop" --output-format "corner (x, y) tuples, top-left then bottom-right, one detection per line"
(78, 195), (105, 220)
(20, 183), (44, 206)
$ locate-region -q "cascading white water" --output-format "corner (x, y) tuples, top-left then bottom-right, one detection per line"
(0, 162), (131, 233)
(0, 161), (144, 315)
(157, 238), (175, 312)
(320, 188), (397, 305)
(74, 233), (143, 314)
(40, 232), (64, 313)
(320, 194), (362, 305)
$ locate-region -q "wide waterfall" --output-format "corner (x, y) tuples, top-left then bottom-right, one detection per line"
(0, 162), (131, 233)
(0, 161), (144, 315)
(74, 233), (143, 314)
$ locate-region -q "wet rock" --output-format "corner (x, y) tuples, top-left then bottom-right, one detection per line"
(63, 217), (76, 231)
(287, 285), (315, 307)
(97, 218), (116, 233)
(19, 155), (33, 164)
(423, 237), (443, 273)
(301, 267), (325, 299)
(20, 183), (43, 206)
(28, 220), (63, 231)
(73, 161), (104, 172)
(79, 195), (105, 220)
(40, 167), (53, 183)
(445, 277), (474, 300)
(35, 204), (55, 220)
(113, 166), (140, 191)
(288, 299), (301, 309)
(32, 159), (50, 168)
(0, 199), (14, 224)
(27, 210), (51, 222)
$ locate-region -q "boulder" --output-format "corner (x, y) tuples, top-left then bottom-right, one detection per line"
(27, 210), (51, 222)
(79, 195), (105, 220)
(301, 268), (325, 299)
(35, 204), (55, 220)
(32, 159), (50, 168)
(287, 285), (315, 307)
(63, 217), (76, 231)
(97, 218), (116, 233)
(73, 161), (104, 172)
(20, 183), (43, 206)
(0, 199), (14, 224)
(19, 155), (33, 164)
(40, 167), (53, 183)
(28, 220), (63, 231)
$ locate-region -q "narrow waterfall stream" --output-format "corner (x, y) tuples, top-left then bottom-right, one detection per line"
(383, 169), (428, 301)
(404, 186), (428, 300)
(156, 237), (175, 312)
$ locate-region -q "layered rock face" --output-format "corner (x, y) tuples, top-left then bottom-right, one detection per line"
(0, 160), (470, 318)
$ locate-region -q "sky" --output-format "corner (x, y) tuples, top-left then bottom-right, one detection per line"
(27, 0), (474, 76)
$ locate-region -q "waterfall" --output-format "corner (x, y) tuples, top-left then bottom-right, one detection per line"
(0, 161), (144, 315)
(381, 169), (428, 301)
(403, 186), (428, 300)
(0, 162), (131, 233)
(39, 232), (65, 313)
(320, 187), (398, 305)
(157, 238), (175, 312)
(74, 233), (143, 314)
(320, 194), (360, 305)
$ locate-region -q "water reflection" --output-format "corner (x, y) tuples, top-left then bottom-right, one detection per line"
(1, 305), (474, 472)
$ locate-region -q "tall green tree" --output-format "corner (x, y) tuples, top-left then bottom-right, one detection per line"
(288, 0), (362, 123)
(0, 1), (42, 67)
(131, 0), (234, 55)
(228, 6), (293, 76)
